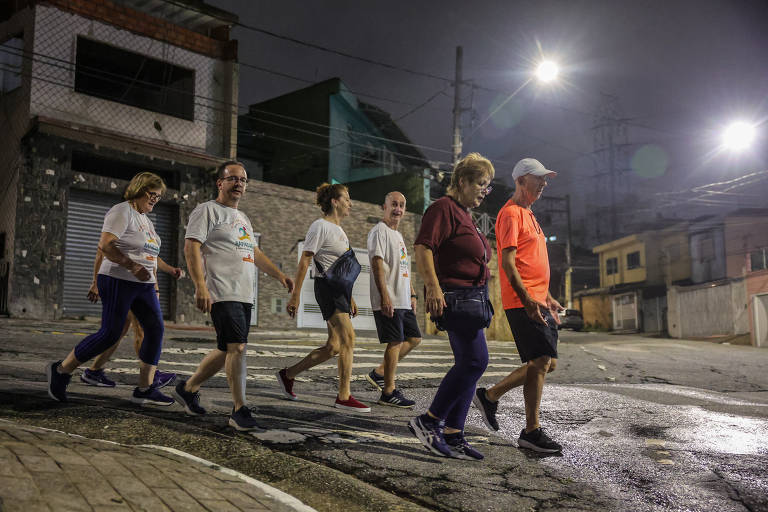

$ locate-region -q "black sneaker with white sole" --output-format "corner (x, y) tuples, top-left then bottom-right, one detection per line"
(365, 369), (385, 391)
(473, 387), (499, 431)
(173, 380), (206, 415)
(229, 406), (265, 432)
(378, 389), (415, 408)
(517, 427), (562, 453)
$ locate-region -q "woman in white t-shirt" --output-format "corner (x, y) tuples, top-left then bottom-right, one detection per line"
(277, 183), (370, 413)
(46, 172), (174, 407)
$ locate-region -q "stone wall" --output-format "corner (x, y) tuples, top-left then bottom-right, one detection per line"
(9, 130), (213, 319)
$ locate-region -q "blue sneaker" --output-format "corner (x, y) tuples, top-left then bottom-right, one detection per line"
(80, 368), (116, 387)
(131, 386), (174, 406)
(408, 414), (451, 457)
(47, 361), (71, 402)
(445, 432), (484, 460)
(153, 370), (176, 389)
(365, 369), (385, 391)
(229, 406), (265, 432)
(378, 389), (416, 408)
(173, 379), (206, 416)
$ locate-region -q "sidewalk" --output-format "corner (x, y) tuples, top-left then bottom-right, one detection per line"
(0, 420), (315, 512)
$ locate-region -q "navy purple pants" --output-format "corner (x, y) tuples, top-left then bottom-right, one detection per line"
(74, 274), (164, 366)
(428, 325), (489, 431)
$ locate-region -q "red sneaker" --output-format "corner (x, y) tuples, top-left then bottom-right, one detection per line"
(334, 395), (371, 413)
(275, 369), (297, 400)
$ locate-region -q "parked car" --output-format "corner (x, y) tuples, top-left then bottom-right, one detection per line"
(557, 309), (584, 331)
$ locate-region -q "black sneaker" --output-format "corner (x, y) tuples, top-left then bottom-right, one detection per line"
(473, 387), (499, 431)
(153, 370), (177, 389)
(80, 368), (116, 387)
(229, 406), (265, 432)
(407, 414), (451, 457)
(46, 361), (71, 402)
(365, 369), (385, 391)
(445, 432), (484, 461)
(518, 428), (562, 453)
(173, 379), (206, 416)
(378, 389), (416, 408)
(131, 386), (174, 406)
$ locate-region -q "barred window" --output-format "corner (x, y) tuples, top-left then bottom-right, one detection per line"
(626, 251), (641, 269)
(74, 36), (195, 121)
(606, 257), (618, 275)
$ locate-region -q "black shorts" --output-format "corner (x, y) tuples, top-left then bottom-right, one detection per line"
(505, 307), (558, 363)
(210, 301), (252, 351)
(314, 278), (351, 321)
(373, 309), (422, 343)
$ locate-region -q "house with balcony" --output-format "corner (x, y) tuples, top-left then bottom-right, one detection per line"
(237, 78), (432, 213)
(0, 0), (238, 321)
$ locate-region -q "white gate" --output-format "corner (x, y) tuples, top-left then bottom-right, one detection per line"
(612, 292), (638, 331)
(250, 233), (261, 326)
(753, 293), (768, 347)
(295, 242), (375, 330)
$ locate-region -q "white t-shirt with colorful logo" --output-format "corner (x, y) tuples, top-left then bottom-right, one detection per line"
(367, 221), (411, 310)
(185, 200), (256, 304)
(303, 218), (350, 274)
(99, 201), (160, 283)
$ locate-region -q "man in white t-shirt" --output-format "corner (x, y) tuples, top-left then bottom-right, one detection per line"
(173, 161), (294, 431)
(365, 191), (421, 408)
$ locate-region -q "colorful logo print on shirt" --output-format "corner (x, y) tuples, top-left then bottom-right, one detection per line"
(238, 226), (251, 241)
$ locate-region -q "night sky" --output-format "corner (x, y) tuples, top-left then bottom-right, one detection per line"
(208, 0), (768, 235)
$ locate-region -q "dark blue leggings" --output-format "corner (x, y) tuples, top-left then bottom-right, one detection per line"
(428, 326), (489, 431)
(74, 274), (164, 366)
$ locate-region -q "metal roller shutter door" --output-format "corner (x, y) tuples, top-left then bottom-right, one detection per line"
(62, 189), (176, 318)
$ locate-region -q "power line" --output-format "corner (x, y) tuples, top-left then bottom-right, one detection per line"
(156, 0), (453, 84)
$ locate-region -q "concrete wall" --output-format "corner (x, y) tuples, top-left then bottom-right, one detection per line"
(574, 292), (611, 330)
(667, 279), (748, 338)
(236, 181), (426, 332)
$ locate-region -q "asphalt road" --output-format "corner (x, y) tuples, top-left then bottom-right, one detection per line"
(0, 319), (766, 511)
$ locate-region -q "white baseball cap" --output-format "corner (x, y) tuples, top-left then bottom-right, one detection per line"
(511, 158), (557, 181)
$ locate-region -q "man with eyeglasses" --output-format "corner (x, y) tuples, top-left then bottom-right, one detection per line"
(174, 160), (294, 431)
(473, 157), (565, 453)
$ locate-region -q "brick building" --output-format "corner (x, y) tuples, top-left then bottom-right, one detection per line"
(0, 0), (239, 320)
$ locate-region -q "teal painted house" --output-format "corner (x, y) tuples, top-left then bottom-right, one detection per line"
(238, 78), (431, 212)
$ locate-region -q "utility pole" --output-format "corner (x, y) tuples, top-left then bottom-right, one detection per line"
(452, 46), (463, 166)
(565, 194), (573, 309)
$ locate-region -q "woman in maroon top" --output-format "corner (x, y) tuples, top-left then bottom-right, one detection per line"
(408, 152), (495, 460)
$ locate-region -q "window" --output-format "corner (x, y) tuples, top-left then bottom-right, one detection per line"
(698, 237), (714, 263)
(606, 257), (618, 275)
(626, 251), (641, 270)
(751, 248), (767, 271)
(75, 37), (195, 120)
(0, 35), (23, 93)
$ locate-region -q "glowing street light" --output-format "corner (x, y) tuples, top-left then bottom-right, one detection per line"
(722, 121), (756, 151)
(535, 60), (559, 82)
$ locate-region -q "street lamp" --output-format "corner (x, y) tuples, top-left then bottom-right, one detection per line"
(535, 60), (559, 83)
(722, 121), (755, 151)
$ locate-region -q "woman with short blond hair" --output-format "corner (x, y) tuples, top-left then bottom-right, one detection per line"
(47, 172), (174, 406)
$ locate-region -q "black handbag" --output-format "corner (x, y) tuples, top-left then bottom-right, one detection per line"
(314, 249), (361, 297)
(434, 285), (495, 331)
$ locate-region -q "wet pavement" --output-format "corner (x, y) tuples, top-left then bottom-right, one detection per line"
(0, 318), (767, 511)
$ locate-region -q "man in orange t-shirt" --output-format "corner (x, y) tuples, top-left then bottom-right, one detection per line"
(472, 158), (565, 453)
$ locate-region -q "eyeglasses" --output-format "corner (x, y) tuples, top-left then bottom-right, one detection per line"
(222, 176), (248, 184)
(146, 191), (163, 202)
(477, 183), (493, 196)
